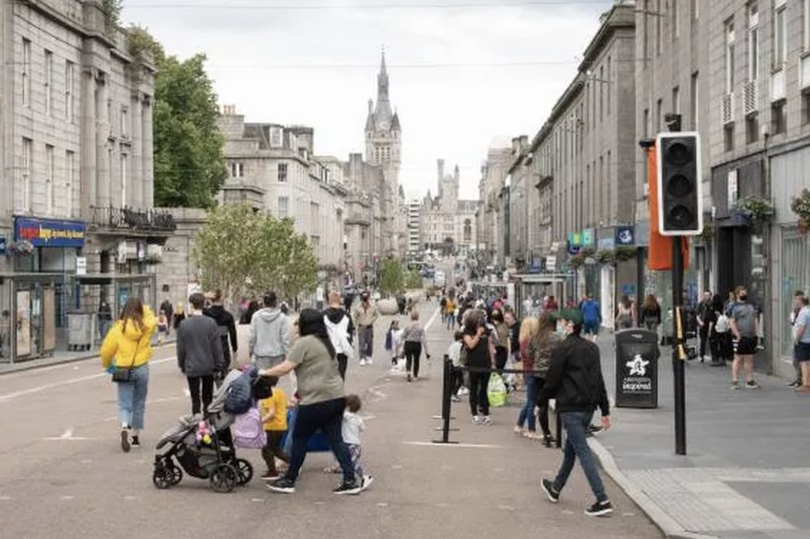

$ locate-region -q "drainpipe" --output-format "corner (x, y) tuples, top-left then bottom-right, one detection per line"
(762, 133), (774, 375)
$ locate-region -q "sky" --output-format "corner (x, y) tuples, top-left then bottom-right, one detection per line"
(122, 0), (612, 200)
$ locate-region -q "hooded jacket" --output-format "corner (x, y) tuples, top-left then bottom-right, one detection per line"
(323, 306), (355, 358)
(537, 334), (610, 416)
(100, 306), (158, 369)
(203, 305), (238, 354)
(249, 308), (291, 358)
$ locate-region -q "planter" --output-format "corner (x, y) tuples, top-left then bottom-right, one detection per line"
(377, 298), (399, 316)
(791, 189), (810, 235)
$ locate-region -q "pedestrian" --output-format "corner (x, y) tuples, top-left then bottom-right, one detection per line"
(505, 309), (522, 390)
(538, 308), (613, 517)
(401, 310), (430, 382)
(249, 291), (291, 372)
(352, 291), (379, 366)
(260, 309), (365, 495)
(641, 294), (662, 334)
(792, 295), (810, 392)
(177, 292), (227, 415)
(324, 394), (374, 490)
(203, 289), (239, 371)
(463, 309), (495, 426)
(384, 320), (401, 368)
(159, 297), (174, 335)
(97, 298), (113, 341)
(696, 291), (714, 362)
(531, 312), (563, 446)
(240, 299), (259, 325)
(447, 330), (465, 401)
(709, 294), (731, 367)
(615, 295), (634, 330)
(156, 309), (169, 345)
(515, 316), (539, 438)
(491, 308), (510, 375)
(579, 293), (601, 341)
(445, 295), (457, 330)
(100, 297), (158, 453)
(259, 376), (289, 480)
(729, 286), (760, 389)
(324, 290), (355, 380)
(173, 302), (186, 331)
(789, 290), (806, 388)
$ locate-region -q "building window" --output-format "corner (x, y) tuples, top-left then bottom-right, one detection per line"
(121, 107), (129, 138)
(44, 50), (53, 116)
(673, 0), (680, 39)
(66, 150), (75, 217)
(278, 163), (288, 182)
(121, 154), (128, 207)
(672, 86), (681, 115)
(772, 101), (786, 134)
(748, 4), (759, 81)
(725, 19), (735, 93)
(65, 61), (75, 123)
(803, 91), (810, 125)
(229, 162), (244, 178)
(43, 145), (55, 215)
(643, 108), (650, 137)
(692, 0), (699, 20)
(746, 115), (759, 144)
(599, 66), (604, 122)
(606, 57), (612, 116)
(277, 196), (289, 218)
(270, 127), (283, 148)
(22, 38), (31, 107)
(655, 0), (663, 55)
(22, 137), (32, 211)
(691, 72), (700, 130)
(774, 2), (787, 67)
(805, 0), (810, 51)
(656, 98), (663, 133)
(724, 124), (734, 152)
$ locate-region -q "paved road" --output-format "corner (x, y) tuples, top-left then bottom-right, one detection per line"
(0, 303), (660, 539)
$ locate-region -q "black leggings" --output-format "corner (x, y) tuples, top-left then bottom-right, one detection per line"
(495, 347), (508, 373)
(452, 366), (465, 395)
(404, 341), (422, 378)
(187, 375), (214, 415)
(468, 371), (491, 417)
(534, 376), (551, 437)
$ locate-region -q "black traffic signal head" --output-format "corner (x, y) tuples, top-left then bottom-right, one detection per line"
(656, 132), (703, 236)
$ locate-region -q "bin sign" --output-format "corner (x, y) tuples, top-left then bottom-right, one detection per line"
(615, 329), (660, 409)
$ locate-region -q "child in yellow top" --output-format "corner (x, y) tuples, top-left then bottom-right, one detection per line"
(259, 378), (289, 480)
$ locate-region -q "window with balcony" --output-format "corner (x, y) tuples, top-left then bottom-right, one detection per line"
(278, 163), (288, 182)
(673, 0), (680, 39)
(121, 107), (129, 139)
(724, 125), (734, 152)
(746, 115), (759, 144)
(277, 196), (289, 219)
(748, 4), (759, 81)
(655, 0), (663, 55)
(120, 153), (128, 207)
(672, 86), (681, 115)
(805, 0), (810, 51)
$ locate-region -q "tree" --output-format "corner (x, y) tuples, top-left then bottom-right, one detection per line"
(378, 259), (404, 297)
(127, 26), (226, 208)
(193, 204), (319, 301)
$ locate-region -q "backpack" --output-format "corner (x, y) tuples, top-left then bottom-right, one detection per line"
(232, 406), (266, 449)
(224, 370), (254, 415)
(714, 312), (730, 333)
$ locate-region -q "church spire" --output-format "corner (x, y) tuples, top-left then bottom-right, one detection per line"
(374, 47), (393, 124)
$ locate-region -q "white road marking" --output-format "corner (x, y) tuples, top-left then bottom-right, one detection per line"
(251, 498), (264, 503)
(424, 307), (441, 332)
(361, 414), (376, 420)
(43, 428), (92, 441)
(376, 502), (389, 507)
(367, 387), (387, 398)
(124, 496), (137, 501)
(0, 357), (176, 403)
(60, 496), (75, 501)
(80, 460), (93, 465)
(0, 496), (11, 501)
(314, 501), (326, 506)
(622, 512), (637, 517)
(402, 441), (504, 449)
(391, 465), (403, 469)
(498, 505), (515, 511)
(561, 510), (575, 515)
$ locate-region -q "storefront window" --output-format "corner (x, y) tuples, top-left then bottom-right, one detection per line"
(780, 227), (810, 358)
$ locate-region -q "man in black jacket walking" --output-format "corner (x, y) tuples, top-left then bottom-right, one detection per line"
(177, 293), (226, 415)
(538, 308), (613, 517)
(203, 289), (238, 371)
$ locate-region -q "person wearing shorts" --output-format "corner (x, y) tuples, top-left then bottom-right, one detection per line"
(729, 286), (760, 390)
(792, 296), (810, 392)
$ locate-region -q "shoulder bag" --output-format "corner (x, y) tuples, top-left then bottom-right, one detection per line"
(111, 335), (144, 383)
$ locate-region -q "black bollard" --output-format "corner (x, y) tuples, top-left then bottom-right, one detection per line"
(433, 355), (458, 444)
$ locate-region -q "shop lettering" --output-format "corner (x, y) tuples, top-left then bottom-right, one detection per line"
(16, 225), (85, 243)
(622, 377), (652, 393)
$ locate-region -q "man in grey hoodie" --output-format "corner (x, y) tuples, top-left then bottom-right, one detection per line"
(250, 291), (291, 371)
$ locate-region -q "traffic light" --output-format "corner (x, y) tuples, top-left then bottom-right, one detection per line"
(656, 132), (702, 236)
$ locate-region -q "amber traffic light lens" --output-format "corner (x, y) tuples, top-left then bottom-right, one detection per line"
(667, 174), (692, 197)
(666, 141), (691, 166)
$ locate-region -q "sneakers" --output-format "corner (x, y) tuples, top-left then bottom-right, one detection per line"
(360, 475), (374, 491)
(745, 380), (761, 389)
(541, 479), (560, 503)
(120, 429), (130, 453)
(789, 379), (801, 388)
(514, 426), (525, 436)
(333, 480), (362, 495)
(459, 387), (469, 396)
(481, 416), (493, 426)
(451, 395), (461, 402)
(366, 358), (374, 365)
(407, 373), (412, 382)
(472, 415), (481, 425)
(262, 470), (281, 481)
(359, 358), (367, 367)
(731, 381), (740, 390)
(267, 477), (296, 494)
(130, 436), (141, 448)
(585, 500), (614, 517)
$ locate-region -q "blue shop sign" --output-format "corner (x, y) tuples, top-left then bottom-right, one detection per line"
(567, 240), (582, 255)
(615, 226), (636, 246)
(14, 217), (87, 248)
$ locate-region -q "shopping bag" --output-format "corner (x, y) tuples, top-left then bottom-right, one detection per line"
(487, 373), (508, 407)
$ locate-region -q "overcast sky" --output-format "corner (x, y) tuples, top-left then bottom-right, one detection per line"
(123, 0), (612, 200)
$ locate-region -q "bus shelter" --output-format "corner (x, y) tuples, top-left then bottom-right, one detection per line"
(512, 273), (574, 319)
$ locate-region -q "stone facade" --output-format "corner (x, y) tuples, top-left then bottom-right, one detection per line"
(476, 141), (513, 267)
(421, 159), (478, 255)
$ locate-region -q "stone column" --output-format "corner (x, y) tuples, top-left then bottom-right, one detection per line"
(130, 93), (143, 209)
(96, 72), (110, 209)
(142, 95), (154, 207)
(81, 68), (97, 218)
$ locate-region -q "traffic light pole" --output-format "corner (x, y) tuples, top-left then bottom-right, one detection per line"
(672, 237), (687, 456)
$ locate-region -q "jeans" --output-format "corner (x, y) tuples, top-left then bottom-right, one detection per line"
(347, 443), (364, 479)
(117, 364), (149, 431)
(285, 397), (355, 484)
(187, 375), (214, 415)
(404, 341), (422, 378)
(468, 370), (491, 417)
(336, 353), (348, 380)
(553, 410), (608, 502)
(445, 314), (455, 330)
(516, 375), (537, 431)
(358, 326), (374, 359)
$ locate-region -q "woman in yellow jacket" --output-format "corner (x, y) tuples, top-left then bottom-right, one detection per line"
(101, 297), (157, 452)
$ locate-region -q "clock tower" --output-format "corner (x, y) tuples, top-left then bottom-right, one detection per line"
(364, 50), (402, 254)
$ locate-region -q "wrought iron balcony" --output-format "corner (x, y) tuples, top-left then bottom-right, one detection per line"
(90, 206), (177, 233)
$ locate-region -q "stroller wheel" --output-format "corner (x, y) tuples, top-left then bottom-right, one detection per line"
(234, 458), (253, 486)
(209, 463), (238, 493)
(168, 464), (183, 486)
(152, 465), (174, 490)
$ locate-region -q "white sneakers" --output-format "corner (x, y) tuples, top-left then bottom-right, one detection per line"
(359, 357), (374, 367)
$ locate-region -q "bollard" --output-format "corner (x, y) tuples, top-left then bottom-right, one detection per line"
(433, 356), (458, 444)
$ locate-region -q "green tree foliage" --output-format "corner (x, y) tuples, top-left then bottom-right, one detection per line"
(193, 204), (319, 302)
(379, 259), (405, 297)
(128, 26), (226, 208)
(405, 270), (423, 289)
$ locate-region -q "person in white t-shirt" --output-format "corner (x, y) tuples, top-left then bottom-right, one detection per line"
(325, 394), (373, 490)
(447, 331), (466, 401)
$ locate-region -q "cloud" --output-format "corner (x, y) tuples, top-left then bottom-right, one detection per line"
(123, 0), (611, 199)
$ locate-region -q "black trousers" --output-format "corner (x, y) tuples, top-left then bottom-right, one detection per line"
(404, 341), (422, 378)
(336, 353), (348, 380)
(699, 324), (710, 358)
(495, 347), (508, 373)
(534, 376), (551, 437)
(187, 375), (214, 415)
(452, 366), (465, 395)
(468, 371), (491, 417)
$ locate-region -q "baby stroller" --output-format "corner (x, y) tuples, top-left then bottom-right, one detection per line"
(152, 368), (267, 493)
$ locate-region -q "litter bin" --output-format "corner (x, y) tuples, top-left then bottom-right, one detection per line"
(615, 329), (660, 409)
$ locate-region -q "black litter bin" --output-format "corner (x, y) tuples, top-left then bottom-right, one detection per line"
(615, 329), (660, 409)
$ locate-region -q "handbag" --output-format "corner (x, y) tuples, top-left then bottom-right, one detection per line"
(111, 336), (143, 383)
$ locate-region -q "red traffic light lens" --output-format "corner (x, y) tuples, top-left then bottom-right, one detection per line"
(666, 141), (692, 166)
(667, 174), (693, 197)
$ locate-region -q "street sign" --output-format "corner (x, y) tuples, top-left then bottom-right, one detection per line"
(76, 256), (87, 275)
(0, 236), (6, 255)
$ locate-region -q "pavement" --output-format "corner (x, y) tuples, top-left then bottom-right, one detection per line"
(0, 300), (661, 539)
(589, 334), (810, 539)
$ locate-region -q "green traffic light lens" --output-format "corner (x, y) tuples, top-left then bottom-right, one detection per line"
(667, 141), (692, 166)
(667, 174), (692, 197)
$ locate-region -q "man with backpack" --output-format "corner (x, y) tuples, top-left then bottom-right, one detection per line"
(204, 289), (238, 372)
(324, 290), (355, 380)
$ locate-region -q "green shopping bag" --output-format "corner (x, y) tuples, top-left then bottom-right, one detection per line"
(487, 373), (508, 407)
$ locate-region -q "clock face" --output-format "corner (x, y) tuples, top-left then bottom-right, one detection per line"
(379, 121), (390, 130)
